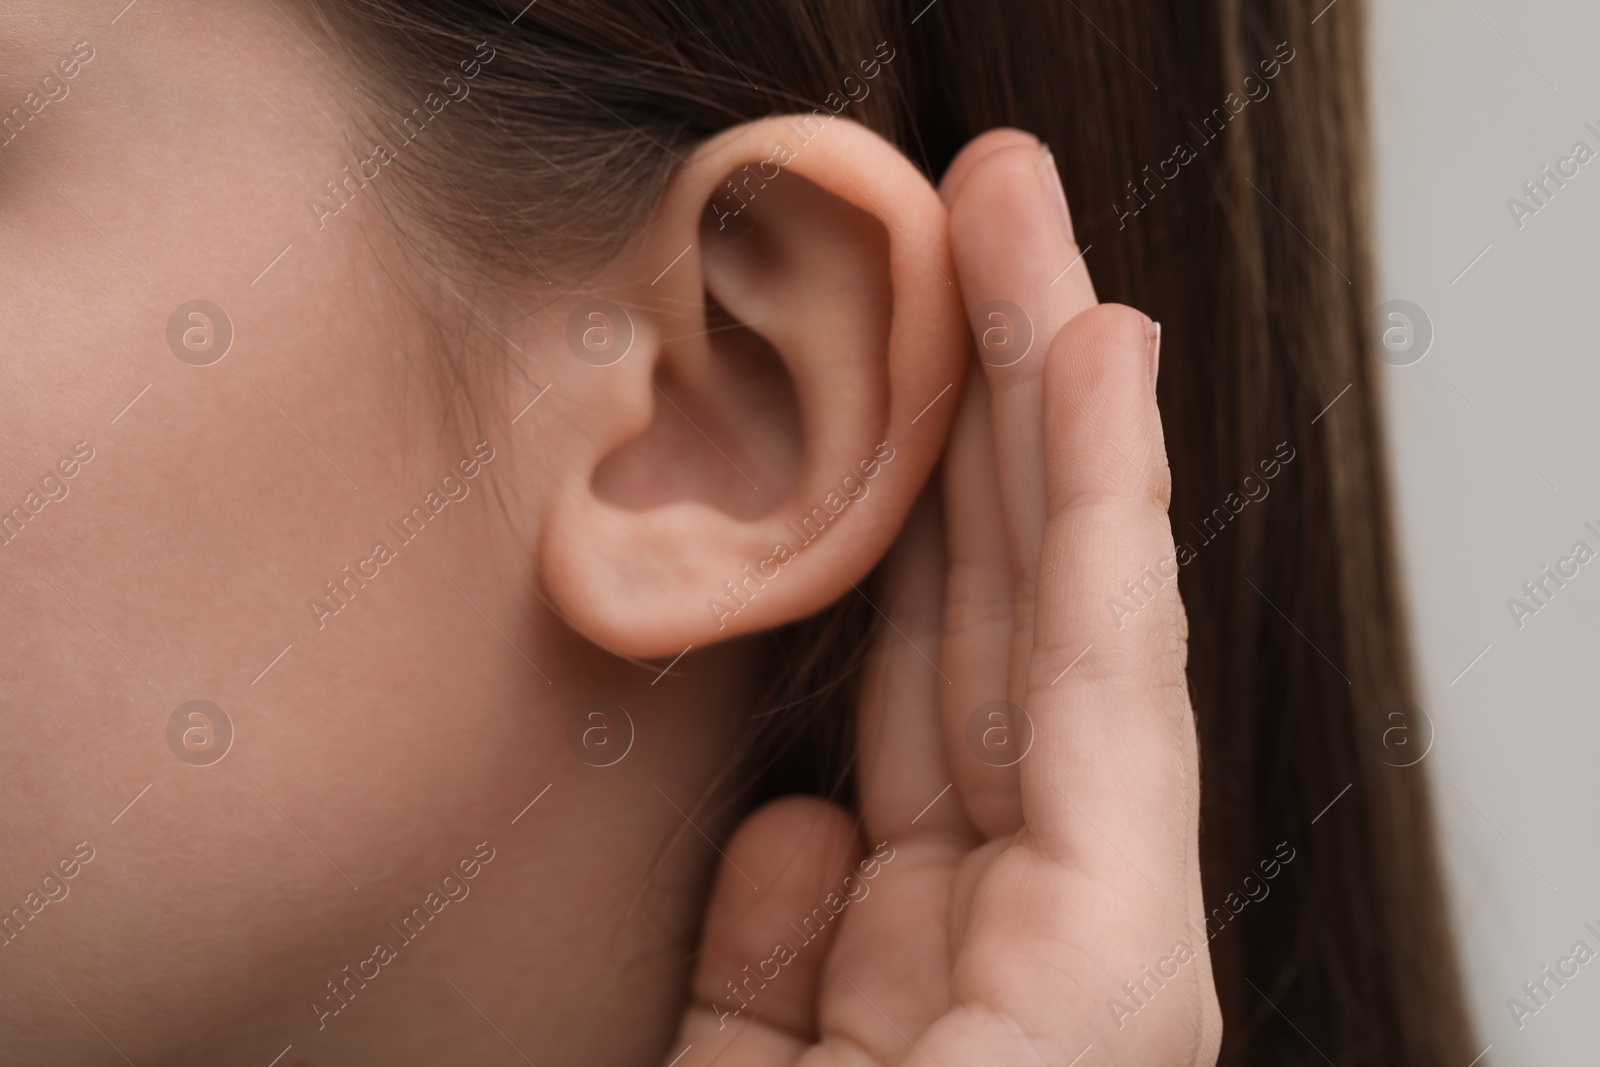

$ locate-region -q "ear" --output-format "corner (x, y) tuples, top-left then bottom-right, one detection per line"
(537, 116), (966, 659)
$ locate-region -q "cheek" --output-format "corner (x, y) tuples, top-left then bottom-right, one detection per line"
(0, 2), (564, 1043)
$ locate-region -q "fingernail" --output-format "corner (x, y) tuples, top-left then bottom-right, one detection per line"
(1146, 320), (1161, 389)
(1037, 145), (1075, 244)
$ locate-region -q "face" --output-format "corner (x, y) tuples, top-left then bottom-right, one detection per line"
(1, 3), (762, 1063)
(1, 2), (970, 1063)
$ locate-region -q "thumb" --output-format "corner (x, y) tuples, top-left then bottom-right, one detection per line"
(672, 797), (860, 1064)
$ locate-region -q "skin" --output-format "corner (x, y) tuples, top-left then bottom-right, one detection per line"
(672, 137), (1223, 1065)
(0, 2), (1217, 1064)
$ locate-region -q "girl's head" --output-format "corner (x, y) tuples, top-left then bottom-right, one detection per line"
(1, 1), (1474, 1063)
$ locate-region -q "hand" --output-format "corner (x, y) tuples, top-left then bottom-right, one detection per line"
(668, 130), (1221, 1067)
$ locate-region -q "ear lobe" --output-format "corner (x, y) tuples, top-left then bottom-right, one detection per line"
(539, 116), (966, 660)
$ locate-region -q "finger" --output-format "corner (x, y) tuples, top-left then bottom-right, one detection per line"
(944, 136), (1099, 580)
(937, 127), (1038, 207)
(1019, 303), (1196, 896)
(937, 366), (1027, 836)
(1014, 304), (1217, 1056)
(943, 137), (1099, 365)
(857, 482), (975, 845)
(943, 138), (1100, 837)
(678, 798), (859, 1063)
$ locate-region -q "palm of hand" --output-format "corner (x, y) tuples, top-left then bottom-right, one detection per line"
(671, 132), (1220, 1067)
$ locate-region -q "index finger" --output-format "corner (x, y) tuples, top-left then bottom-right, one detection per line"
(944, 133), (1099, 582)
(937, 132), (1101, 838)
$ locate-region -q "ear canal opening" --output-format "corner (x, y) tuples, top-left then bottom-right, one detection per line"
(591, 288), (802, 520)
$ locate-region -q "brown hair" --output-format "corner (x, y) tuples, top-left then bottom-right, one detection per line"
(316, 0), (1478, 1060)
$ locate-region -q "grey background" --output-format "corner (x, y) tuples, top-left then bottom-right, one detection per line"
(1370, 0), (1599, 1059)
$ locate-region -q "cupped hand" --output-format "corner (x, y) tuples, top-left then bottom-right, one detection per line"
(668, 130), (1221, 1067)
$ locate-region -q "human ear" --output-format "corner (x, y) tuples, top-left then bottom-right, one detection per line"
(538, 116), (966, 659)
